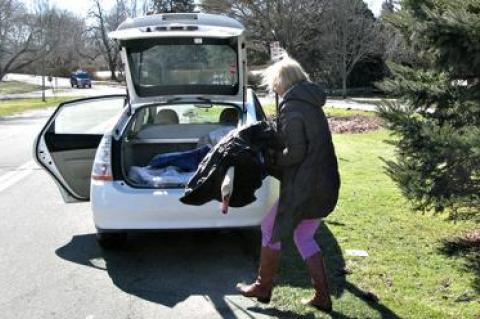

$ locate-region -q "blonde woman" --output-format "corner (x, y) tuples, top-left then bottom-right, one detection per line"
(236, 56), (340, 312)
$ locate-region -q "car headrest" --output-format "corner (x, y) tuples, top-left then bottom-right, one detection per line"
(155, 109), (179, 125)
(219, 108), (239, 125)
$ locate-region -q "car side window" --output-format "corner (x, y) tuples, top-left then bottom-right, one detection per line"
(253, 93), (267, 121)
(53, 97), (125, 135)
(130, 108), (149, 134)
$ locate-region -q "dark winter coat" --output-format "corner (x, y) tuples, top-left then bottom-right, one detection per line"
(180, 121), (276, 207)
(271, 81), (340, 242)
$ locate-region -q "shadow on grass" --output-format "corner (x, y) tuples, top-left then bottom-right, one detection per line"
(247, 223), (401, 319)
(246, 306), (316, 318)
(438, 231), (480, 294)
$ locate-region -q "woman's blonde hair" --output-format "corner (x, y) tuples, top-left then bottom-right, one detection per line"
(262, 54), (310, 94)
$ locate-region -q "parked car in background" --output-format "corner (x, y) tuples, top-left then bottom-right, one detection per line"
(70, 71), (92, 88)
(35, 13), (278, 249)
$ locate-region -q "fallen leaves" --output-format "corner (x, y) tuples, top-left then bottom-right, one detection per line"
(328, 116), (383, 134)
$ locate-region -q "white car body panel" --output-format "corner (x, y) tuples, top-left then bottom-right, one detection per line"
(92, 177), (279, 230)
(109, 27), (243, 41)
(116, 13), (248, 105)
(109, 13), (244, 41)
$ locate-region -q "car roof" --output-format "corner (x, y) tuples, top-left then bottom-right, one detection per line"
(117, 13), (243, 31)
(109, 13), (245, 40)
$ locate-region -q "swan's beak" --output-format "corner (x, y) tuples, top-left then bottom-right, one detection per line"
(221, 196), (230, 215)
(220, 167), (235, 214)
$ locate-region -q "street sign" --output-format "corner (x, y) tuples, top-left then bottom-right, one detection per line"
(270, 41), (284, 62)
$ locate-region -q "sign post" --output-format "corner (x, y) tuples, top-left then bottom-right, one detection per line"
(270, 41), (282, 62)
(270, 41), (284, 120)
(41, 45), (50, 102)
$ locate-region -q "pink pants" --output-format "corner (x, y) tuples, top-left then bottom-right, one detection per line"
(261, 200), (321, 260)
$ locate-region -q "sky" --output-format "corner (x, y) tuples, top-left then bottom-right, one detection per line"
(365, 0), (384, 16)
(23, 0), (385, 17)
(23, 0), (117, 16)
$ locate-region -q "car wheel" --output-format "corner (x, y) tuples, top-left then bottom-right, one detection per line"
(96, 231), (127, 250)
(71, 83), (74, 88)
(76, 84), (80, 88)
(88, 84), (92, 88)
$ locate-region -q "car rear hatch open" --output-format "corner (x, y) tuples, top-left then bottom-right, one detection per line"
(109, 13), (247, 107)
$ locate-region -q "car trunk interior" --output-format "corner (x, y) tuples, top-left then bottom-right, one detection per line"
(121, 105), (240, 189)
(122, 124), (220, 168)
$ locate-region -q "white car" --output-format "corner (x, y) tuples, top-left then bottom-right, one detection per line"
(34, 13), (278, 248)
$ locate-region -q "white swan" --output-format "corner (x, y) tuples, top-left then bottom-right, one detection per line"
(220, 166), (235, 214)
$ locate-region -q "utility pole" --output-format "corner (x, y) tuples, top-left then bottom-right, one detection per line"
(41, 61), (45, 102)
(41, 45), (49, 102)
(41, 12), (45, 102)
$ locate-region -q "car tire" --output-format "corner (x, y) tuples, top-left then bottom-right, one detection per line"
(88, 84), (92, 88)
(96, 231), (127, 250)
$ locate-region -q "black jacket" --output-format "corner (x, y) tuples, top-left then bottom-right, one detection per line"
(272, 81), (340, 242)
(180, 121), (276, 207)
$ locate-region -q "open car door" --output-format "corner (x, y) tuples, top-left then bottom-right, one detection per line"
(34, 95), (126, 203)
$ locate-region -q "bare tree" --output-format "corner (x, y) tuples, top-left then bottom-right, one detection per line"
(201, 0), (328, 70)
(88, 0), (129, 81)
(320, 0), (380, 98)
(129, 0), (150, 17)
(0, 0), (47, 81)
(151, 0), (195, 13)
(379, 0), (420, 69)
(201, 0), (385, 94)
(380, 0), (401, 16)
(0, 0), (86, 80)
(45, 13), (92, 76)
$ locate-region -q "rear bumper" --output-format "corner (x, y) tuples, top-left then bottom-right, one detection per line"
(91, 177), (279, 230)
(72, 80), (91, 86)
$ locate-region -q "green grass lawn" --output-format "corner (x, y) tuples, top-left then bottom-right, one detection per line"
(0, 80), (42, 95)
(0, 97), (79, 117)
(189, 104), (230, 123)
(260, 129), (478, 318)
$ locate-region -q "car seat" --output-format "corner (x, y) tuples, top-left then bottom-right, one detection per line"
(219, 108), (239, 126)
(155, 109), (179, 125)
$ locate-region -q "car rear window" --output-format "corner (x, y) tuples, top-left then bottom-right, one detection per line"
(128, 103), (240, 135)
(75, 73), (90, 79)
(126, 37), (239, 97)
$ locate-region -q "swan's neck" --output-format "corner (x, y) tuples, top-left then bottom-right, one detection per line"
(221, 166), (235, 199)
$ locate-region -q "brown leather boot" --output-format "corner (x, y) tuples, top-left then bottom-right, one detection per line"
(236, 246), (280, 303)
(301, 252), (333, 312)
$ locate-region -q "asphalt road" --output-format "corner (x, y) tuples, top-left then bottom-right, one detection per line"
(0, 107), (276, 319)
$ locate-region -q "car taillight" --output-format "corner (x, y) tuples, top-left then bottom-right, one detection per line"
(92, 135), (113, 181)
